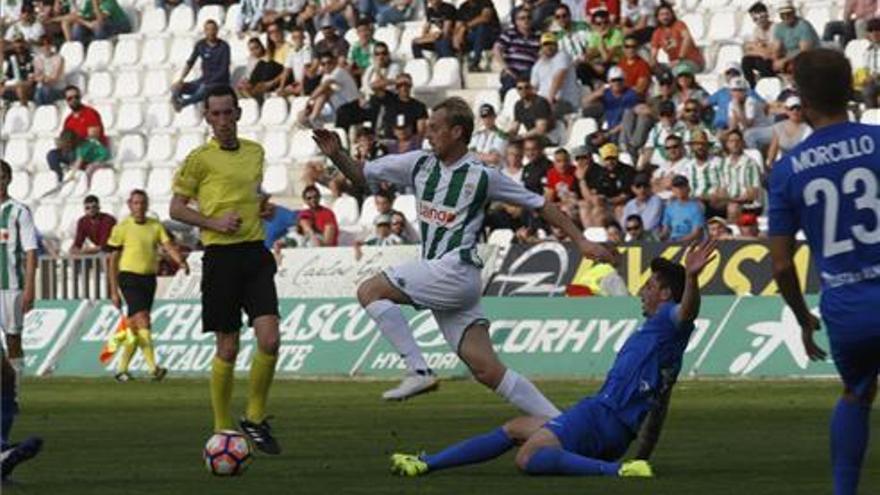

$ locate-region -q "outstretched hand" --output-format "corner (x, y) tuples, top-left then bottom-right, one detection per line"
(800, 313), (827, 361)
(683, 238), (718, 277)
(312, 129), (343, 157)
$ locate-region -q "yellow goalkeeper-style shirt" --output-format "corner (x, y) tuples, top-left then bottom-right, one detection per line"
(107, 217), (171, 275)
(172, 138), (266, 247)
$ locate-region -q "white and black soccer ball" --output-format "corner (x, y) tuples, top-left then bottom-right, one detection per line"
(203, 430), (253, 476)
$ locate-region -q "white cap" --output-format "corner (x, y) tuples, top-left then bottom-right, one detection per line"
(728, 77), (749, 90)
(785, 95), (802, 108)
(723, 61), (742, 74)
(607, 66), (625, 81)
(777, 0), (796, 12)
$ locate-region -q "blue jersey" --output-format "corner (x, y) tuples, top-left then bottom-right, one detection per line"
(596, 302), (694, 432)
(768, 122), (880, 341)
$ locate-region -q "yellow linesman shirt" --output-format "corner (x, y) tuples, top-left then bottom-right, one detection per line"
(107, 217), (170, 275)
(172, 138), (266, 246)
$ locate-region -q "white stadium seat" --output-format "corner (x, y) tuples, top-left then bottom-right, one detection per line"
(116, 134), (146, 162)
(493, 0), (512, 23)
(223, 3), (241, 34)
(262, 129), (289, 161)
(145, 101), (173, 128)
(473, 90), (502, 116)
(34, 204), (59, 233)
(713, 44), (744, 73)
(261, 164), (289, 195)
(111, 36), (141, 67)
(289, 130), (319, 158)
(332, 195), (359, 227)
(3, 138), (30, 168)
(113, 70), (142, 99)
(229, 37), (249, 66)
(583, 227), (608, 242)
(259, 97), (288, 127)
(168, 4), (195, 33)
(699, 0), (729, 10)
(9, 171), (31, 200)
(374, 25), (400, 54)
(238, 98), (260, 127)
(565, 117), (598, 150)
(755, 77), (782, 101)
(30, 105), (59, 135)
(168, 36), (196, 67)
(845, 39), (869, 67)
(358, 195), (380, 229)
(146, 133), (175, 162)
(92, 101), (116, 129)
(173, 132), (205, 161)
(88, 168), (117, 196)
(803, 6), (831, 38)
(681, 13), (705, 44)
(87, 71), (114, 100)
(31, 172), (58, 199)
(116, 101), (145, 132)
(427, 57), (461, 89)
(82, 40), (113, 71)
(142, 69), (170, 98)
(2, 104), (32, 134)
(141, 37), (168, 67)
(196, 4), (225, 27)
(118, 168), (147, 194)
(392, 194), (417, 222)
(149, 200), (171, 221)
(146, 168), (174, 197)
(59, 202), (83, 237)
(706, 11), (738, 43)
(59, 41), (84, 73)
(403, 58), (431, 88)
(396, 23), (422, 60)
(172, 105), (203, 129)
(139, 7), (167, 35)
(32, 138), (55, 169)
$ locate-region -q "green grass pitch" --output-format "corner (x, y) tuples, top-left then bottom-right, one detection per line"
(5, 379), (878, 494)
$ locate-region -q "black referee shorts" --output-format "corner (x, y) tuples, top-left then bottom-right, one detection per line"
(201, 241), (279, 333)
(118, 272), (157, 317)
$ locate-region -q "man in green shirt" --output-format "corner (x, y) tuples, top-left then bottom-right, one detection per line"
(71, 0), (131, 44)
(348, 17), (377, 81)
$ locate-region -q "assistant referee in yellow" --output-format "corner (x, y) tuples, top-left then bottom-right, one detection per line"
(170, 85), (282, 455)
(107, 189), (188, 382)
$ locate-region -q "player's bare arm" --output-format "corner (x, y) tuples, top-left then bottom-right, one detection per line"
(21, 249), (36, 314)
(769, 235), (826, 361)
(106, 249), (122, 309)
(169, 194), (242, 235)
(537, 201), (616, 264)
(677, 238), (717, 323)
(312, 129), (368, 189)
(161, 241), (190, 275)
(633, 383), (672, 460)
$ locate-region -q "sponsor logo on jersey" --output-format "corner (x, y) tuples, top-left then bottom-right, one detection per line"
(419, 202), (458, 226)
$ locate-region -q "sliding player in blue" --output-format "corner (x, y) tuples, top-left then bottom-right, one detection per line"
(390, 240), (716, 478)
(1, 351), (42, 482)
(769, 48), (880, 495)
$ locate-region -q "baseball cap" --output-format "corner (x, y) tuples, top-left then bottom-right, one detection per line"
(657, 71), (674, 85)
(374, 213), (392, 226)
(540, 32), (557, 45)
(778, 0), (796, 12)
(707, 216), (727, 226)
(673, 63), (694, 77)
(607, 66), (624, 81)
(599, 143), (619, 159)
(785, 95), (802, 108)
(479, 103), (496, 117)
(728, 77), (749, 91)
(737, 212), (758, 226)
(688, 129), (710, 144)
(671, 175), (689, 187)
(571, 146), (590, 158)
(319, 16), (334, 28)
(658, 100), (676, 116)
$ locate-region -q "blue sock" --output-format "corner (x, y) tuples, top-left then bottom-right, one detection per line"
(831, 398), (870, 495)
(1, 391), (17, 450)
(524, 447), (621, 476)
(423, 427), (514, 471)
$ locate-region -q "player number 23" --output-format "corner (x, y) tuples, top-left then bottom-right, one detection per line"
(804, 167), (880, 257)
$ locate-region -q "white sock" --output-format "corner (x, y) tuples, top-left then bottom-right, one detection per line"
(495, 369), (561, 418)
(365, 300), (430, 373)
(9, 358), (22, 391)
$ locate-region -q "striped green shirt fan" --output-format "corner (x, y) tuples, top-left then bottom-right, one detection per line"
(721, 154), (763, 199)
(0, 200), (38, 291)
(364, 150), (545, 267)
(684, 157), (724, 199)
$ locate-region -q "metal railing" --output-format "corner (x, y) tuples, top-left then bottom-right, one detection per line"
(38, 254), (110, 300)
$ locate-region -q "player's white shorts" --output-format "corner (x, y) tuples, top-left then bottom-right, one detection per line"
(383, 254), (487, 351)
(0, 290), (24, 336)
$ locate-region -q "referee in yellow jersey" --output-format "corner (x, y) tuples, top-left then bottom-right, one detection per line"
(107, 189), (189, 382)
(169, 85), (282, 455)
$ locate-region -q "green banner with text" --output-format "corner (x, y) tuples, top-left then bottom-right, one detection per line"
(43, 296), (836, 379)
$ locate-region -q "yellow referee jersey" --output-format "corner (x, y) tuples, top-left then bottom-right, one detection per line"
(107, 217), (171, 275)
(172, 138), (266, 246)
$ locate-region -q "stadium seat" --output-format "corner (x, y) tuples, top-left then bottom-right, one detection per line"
(82, 39), (113, 71)
(396, 23), (422, 60)
(754, 77), (782, 101)
(237, 98), (260, 127)
(845, 39), (869, 67)
(59, 41), (84, 73)
(803, 6), (831, 38)
(173, 132), (205, 162)
(493, 0), (512, 23)
(92, 100), (116, 129)
(699, 0), (729, 10)
(140, 36), (168, 67)
(139, 7), (167, 35)
(111, 36), (141, 67)
(168, 36), (196, 67)
(66, 71), (87, 92)
(196, 4), (225, 27)
(146, 168), (174, 197)
(706, 11), (738, 43)
(149, 200), (171, 220)
(223, 3), (241, 34)
(118, 168), (147, 194)
(33, 204), (59, 233)
(9, 171), (31, 200)
(3, 137), (30, 168)
(2, 104), (31, 135)
(146, 132), (175, 163)
(229, 37), (249, 66)
(392, 194), (417, 221)
(344, 27), (358, 45)
(861, 108), (880, 124)
(695, 73), (720, 94)
(583, 227), (608, 242)
(332, 194), (360, 226)
(145, 101), (173, 128)
(59, 172), (89, 198)
(262, 129), (289, 161)
(289, 130), (319, 158)
(287, 97), (310, 125)
(262, 164), (289, 195)
(564, 118), (598, 150)
(172, 105), (204, 129)
(116, 101), (145, 132)
(30, 105), (60, 135)
(374, 25), (400, 55)
(168, 4), (195, 33)
(142, 69), (170, 98)
(713, 44), (744, 73)
(259, 96), (289, 127)
(681, 13), (705, 44)
(358, 195), (380, 229)
(239, 128), (261, 141)
(403, 58), (431, 88)
(32, 138), (55, 169)
(31, 172), (58, 199)
(58, 201), (83, 236)
(473, 90), (502, 116)
(113, 70), (142, 100)
(487, 228), (513, 247)
(499, 87), (521, 125)
(87, 71), (114, 100)
(427, 57), (462, 89)
(88, 168), (117, 196)
(116, 133), (147, 162)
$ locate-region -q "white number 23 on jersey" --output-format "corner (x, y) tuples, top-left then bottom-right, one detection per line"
(804, 167), (880, 257)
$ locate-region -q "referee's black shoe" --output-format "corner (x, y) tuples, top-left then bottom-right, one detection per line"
(239, 417), (281, 455)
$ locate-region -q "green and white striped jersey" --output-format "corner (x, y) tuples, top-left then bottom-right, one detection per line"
(683, 156), (724, 199)
(720, 153), (763, 199)
(365, 150), (545, 266)
(0, 200), (37, 291)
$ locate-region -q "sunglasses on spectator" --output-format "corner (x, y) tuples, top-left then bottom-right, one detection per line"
(610, 78), (624, 83)
(684, 107), (698, 113)
(665, 144), (682, 150)
(396, 81), (412, 87)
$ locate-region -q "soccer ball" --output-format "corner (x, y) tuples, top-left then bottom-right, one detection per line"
(203, 431), (252, 476)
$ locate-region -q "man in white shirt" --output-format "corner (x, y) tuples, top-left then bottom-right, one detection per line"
(468, 104), (508, 167)
(530, 32), (581, 118)
(741, 1), (776, 87)
(298, 51), (358, 127)
(276, 25), (314, 97)
(361, 42), (401, 98)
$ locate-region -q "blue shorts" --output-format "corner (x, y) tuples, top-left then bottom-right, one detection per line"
(543, 397), (634, 460)
(830, 334), (880, 400)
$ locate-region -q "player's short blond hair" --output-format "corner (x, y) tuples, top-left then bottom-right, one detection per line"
(432, 97), (475, 143)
